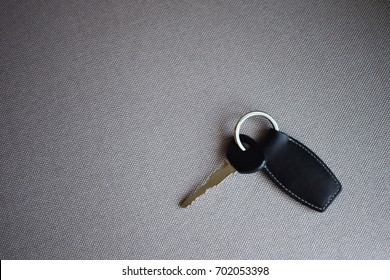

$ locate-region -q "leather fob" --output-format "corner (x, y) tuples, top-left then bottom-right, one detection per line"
(259, 129), (342, 212)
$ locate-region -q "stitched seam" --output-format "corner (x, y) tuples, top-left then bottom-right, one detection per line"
(264, 166), (323, 210)
(288, 138), (341, 209)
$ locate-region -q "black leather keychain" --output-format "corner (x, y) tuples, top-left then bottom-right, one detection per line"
(181, 111), (341, 212)
(233, 111), (342, 212)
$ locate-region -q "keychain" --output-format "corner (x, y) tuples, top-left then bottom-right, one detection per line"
(181, 111), (342, 212)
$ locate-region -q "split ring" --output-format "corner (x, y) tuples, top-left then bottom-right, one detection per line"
(234, 111), (279, 151)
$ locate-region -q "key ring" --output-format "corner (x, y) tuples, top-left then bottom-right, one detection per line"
(234, 111), (279, 151)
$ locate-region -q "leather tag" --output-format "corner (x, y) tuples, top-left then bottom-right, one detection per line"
(260, 129), (342, 212)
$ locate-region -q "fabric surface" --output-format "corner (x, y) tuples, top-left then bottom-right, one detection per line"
(1, 0), (389, 259)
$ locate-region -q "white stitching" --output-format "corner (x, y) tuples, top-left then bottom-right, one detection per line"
(289, 138), (341, 188)
(264, 138), (341, 211)
(264, 166), (323, 210)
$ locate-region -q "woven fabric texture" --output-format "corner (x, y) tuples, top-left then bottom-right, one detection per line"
(1, 0), (389, 259)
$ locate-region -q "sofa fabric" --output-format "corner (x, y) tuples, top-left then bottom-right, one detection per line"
(1, 0), (389, 259)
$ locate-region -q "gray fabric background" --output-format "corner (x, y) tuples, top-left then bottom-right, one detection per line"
(1, 0), (389, 259)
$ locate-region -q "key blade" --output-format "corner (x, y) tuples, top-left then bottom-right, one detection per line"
(181, 161), (236, 208)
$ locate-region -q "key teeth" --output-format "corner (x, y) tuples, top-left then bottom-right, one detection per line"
(180, 189), (207, 208)
(181, 194), (200, 208)
(181, 172), (237, 208)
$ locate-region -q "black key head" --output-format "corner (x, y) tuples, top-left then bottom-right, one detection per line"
(226, 134), (266, 174)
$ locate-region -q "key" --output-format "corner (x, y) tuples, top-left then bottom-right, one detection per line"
(181, 134), (266, 208)
(180, 161), (236, 208)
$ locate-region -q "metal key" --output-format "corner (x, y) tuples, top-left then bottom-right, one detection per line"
(181, 134), (266, 208)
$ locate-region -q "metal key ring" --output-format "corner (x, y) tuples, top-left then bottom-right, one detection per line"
(234, 111), (279, 151)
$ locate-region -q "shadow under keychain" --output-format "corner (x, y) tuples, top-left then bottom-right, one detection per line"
(181, 111), (342, 212)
